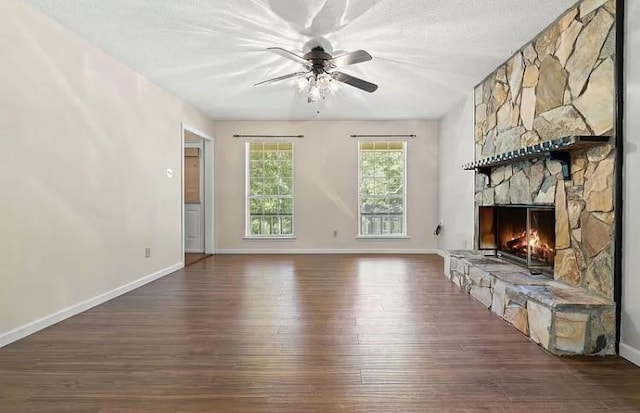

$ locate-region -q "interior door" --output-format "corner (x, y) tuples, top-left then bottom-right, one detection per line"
(184, 145), (204, 253)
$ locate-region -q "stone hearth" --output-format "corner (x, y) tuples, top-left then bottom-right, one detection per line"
(445, 251), (615, 355)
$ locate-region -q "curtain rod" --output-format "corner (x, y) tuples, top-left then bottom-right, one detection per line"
(350, 134), (416, 138)
(233, 134), (304, 138)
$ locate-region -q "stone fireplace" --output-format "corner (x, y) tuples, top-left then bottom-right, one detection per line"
(444, 0), (618, 356)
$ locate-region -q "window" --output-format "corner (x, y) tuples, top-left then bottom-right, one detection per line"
(246, 142), (294, 237)
(358, 141), (406, 236)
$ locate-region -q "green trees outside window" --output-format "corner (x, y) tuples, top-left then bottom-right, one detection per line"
(358, 141), (406, 236)
(246, 142), (294, 236)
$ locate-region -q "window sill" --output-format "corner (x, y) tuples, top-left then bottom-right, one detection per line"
(356, 236), (410, 240)
(243, 236), (297, 240)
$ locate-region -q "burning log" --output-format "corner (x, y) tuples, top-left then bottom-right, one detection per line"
(504, 230), (555, 265)
(506, 232), (527, 250)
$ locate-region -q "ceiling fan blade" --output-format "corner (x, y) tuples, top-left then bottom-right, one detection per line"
(328, 50), (372, 68)
(254, 71), (308, 87)
(267, 47), (312, 68)
(331, 71), (378, 93)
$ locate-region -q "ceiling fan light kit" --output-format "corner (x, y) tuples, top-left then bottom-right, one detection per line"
(302, 72), (336, 103)
(255, 46), (378, 103)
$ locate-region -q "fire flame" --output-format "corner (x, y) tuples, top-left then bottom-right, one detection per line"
(505, 230), (554, 265)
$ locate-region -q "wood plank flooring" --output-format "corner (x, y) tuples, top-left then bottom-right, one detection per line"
(1, 254), (639, 412)
(184, 253), (210, 267)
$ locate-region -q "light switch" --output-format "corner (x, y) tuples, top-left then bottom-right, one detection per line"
(166, 168), (173, 178)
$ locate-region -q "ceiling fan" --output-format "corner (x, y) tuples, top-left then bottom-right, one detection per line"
(254, 46), (378, 102)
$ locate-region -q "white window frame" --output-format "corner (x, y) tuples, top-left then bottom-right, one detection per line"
(357, 140), (408, 238)
(244, 141), (295, 238)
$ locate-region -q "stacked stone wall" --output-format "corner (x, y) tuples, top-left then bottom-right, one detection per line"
(473, 0), (617, 301)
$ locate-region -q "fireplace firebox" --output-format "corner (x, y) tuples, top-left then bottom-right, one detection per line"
(478, 205), (555, 273)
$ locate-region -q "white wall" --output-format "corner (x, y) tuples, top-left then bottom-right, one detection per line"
(620, 0), (640, 366)
(437, 93), (475, 251)
(0, 0), (215, 345)
(213, 120), (439, 252)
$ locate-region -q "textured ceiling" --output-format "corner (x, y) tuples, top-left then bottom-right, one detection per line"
(25, 0), (576, 120)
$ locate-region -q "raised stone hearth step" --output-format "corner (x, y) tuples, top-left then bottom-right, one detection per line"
(444, 250), (615, 356)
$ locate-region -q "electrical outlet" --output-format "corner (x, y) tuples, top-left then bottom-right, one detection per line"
(333, 230), (338, 237)
(145, 247), (151, 258)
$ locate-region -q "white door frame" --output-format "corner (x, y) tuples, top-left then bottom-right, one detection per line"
(181, 123), (215, 260)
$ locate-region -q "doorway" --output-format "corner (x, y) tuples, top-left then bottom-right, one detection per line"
(182, 125), (214, 266)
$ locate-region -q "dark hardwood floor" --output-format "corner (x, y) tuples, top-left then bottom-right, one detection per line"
(1, 254), (639, 412)
(184, 253), (210, 267)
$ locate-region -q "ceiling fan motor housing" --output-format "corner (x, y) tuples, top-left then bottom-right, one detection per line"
(303, 46), (333, 74)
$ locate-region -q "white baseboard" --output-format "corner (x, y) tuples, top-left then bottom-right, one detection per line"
(434, 249), (448, 258)
(0, 262), (184, 348)
(215, 248), (441, 254)
(620, 342), (640, 367)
